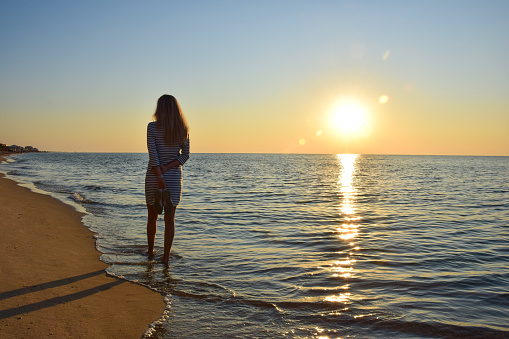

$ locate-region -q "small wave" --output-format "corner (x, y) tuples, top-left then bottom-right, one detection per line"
(165, 280), (280, 314)
(70, 192), (96, 204)
(367, 317), (509, 339)
(295, 200), (316, 204)
(7, 170), (21, 176)
(84, 185), (102, 191)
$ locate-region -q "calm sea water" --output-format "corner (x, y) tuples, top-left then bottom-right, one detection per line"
(2, 153), (508, 338)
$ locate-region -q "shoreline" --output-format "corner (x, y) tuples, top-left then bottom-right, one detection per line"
(0, 153), (164, 338)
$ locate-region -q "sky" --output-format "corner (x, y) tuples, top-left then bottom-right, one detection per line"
(1, 0), (508, 155)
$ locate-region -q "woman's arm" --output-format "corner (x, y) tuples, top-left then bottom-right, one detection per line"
(159, 159), (181, 173)
(157, 137), (190, 174)
(176, 137), (190, 165)
(147, 123), (160, 169)
(147, 123), (166, 189)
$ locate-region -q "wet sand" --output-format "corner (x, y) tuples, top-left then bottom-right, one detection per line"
(0, 154), (164, 338)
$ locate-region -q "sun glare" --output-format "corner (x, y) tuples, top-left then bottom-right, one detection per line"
(329, 100), (369, 136)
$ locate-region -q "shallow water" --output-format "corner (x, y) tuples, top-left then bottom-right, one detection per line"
(2, 153), (508, 338)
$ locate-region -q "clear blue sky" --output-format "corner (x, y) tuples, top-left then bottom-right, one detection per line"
(1, 0), (508, 154)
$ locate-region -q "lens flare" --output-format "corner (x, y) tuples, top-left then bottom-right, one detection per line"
(379, 95), (389, 104)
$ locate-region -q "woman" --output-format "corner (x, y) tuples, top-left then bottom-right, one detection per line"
(145, 94), (190, 264)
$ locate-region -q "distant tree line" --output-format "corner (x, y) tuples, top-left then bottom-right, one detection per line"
(0, 143), (39, 152)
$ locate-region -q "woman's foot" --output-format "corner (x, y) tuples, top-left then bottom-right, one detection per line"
(162, 254), (169, 265)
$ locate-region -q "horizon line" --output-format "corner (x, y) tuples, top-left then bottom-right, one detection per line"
(5, 151), (508, 157)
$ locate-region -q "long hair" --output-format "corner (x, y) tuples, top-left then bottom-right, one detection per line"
(153, 94), (189, 146)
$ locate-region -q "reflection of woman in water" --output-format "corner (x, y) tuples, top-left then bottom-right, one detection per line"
(145, 94), (190, 264)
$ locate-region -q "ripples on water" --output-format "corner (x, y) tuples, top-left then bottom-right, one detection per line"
(2, 153), (508, 338)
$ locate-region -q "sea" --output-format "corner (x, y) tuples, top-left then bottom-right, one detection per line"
(1, 153), (508, 339)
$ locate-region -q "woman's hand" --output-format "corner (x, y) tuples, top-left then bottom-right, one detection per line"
(152, 165), (162, 177)
(157, 176), (166, 189)
(152, 165), (166, 189)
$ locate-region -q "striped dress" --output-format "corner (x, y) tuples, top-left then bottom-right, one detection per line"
(145, 121), (190, 206)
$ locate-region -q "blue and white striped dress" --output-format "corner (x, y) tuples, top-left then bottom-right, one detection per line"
(145, 121), (190, 206)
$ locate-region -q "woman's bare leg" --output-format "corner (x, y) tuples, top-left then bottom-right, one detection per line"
(162, 205), (176, 264)
(146, 204), (157, 256)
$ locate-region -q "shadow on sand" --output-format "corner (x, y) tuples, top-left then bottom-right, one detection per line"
(0, 270), (125, 319)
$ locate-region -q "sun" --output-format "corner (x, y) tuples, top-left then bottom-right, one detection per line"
(329, 100), (369, 136)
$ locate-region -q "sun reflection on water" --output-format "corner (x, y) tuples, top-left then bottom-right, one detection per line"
(338, 154), (357, 215)
(325, 154), (360, 305)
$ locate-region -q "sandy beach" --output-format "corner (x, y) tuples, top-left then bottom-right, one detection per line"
(0, 154), (164, 338)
